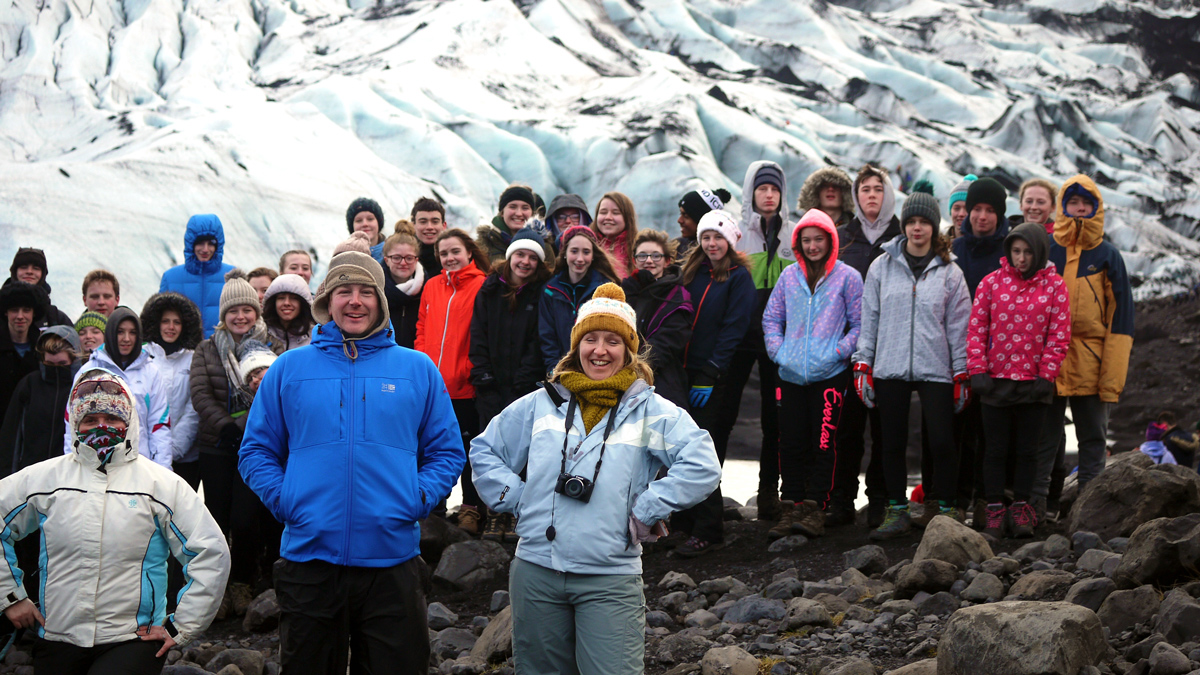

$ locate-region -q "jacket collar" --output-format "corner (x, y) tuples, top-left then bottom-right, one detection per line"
(1053, 175), (1105, 250)
(312, 320), (396, 360)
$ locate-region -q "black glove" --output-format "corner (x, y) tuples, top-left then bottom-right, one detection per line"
(1032, 378), (1055, 399)
(970, 374), (993, 396)
(218, 422), (243, 452)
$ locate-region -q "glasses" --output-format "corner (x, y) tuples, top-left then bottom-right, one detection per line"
(634, 252), (665, 262)
(385, 255), (418, 264)
(73, 379), (125, 397)
(555, 212), (583, 225)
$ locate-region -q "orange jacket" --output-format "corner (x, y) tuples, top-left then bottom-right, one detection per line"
(416, 262), (487, 399)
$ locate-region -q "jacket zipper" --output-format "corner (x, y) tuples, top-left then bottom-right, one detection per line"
(908, 271), (918, 381)
(804, 290), (814, 383)
(342, 359), (355, 562)
(437, 272), (458, 369)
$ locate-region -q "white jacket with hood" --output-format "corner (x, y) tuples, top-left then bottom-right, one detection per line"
(145, 342), (200, 465)
(0, 369), (229, 648)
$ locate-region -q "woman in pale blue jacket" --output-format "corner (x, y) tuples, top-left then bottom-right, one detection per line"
(471, 283), (720, 675)
(763, 209), (862, 542)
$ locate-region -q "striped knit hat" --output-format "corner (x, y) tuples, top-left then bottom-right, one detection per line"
(570, 283), (639, 354)
(75, 311), (108, 334)
(70, 371), (133, 430)
(949, 174), (977, 210)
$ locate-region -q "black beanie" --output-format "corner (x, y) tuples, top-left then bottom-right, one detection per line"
(9, 247), (47, 279)
(345, 197), (384, 234)
(678, 188), (731, 224)
(753, 165), (784, 191)
(965, 178), (1007, 221)
(499, 186), (536, 213)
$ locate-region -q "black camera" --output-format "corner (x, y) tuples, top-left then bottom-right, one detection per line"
(555, 472), (595, 503)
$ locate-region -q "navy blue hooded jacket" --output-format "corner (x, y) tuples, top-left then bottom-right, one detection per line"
(952, 216), (1011, 298)
(538, 269), (606, 373)
(159, 215), (235, 338)
(683, 261), (756, 382)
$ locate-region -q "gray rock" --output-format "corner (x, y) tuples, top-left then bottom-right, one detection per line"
(659, 591), (690, 613)
(685, 609), (720, 629)
(883, 660), (937, 675)
(907, 638), (939, 658)
(1043, 534), (1072, 559)
(658, 631), (715, 664)
(949, 579), (968, 596)
(843, 544), (889, 576)
(1077, 548), (1122, 574)
(938, 601), (1107, 675)
(824, 657), (875, 675)
(647, 610), (674, 628)
(803, 581), (847, 599)
(723, 596), (786, 624)
(961, 572), (1004, 602)
(1068, 459), (1200, 541)
(163, 667), (209, 675)
(1148, 642), (1192, 675)
(471, 616), (489, 630)
(841, 567), (871, 587)
(1012, 541), (1045, 562)
(783, 597), (832, 629)
(1154, 588), (1200, 645)
(1008, 570), (1075, 600)
(845, 605), (874, 622)
(1125, 633), (1167, 663)
(896, 560), (959, 598)
(420, 514), (473, 564)
(1065, 577), (1117, 614)
(1108, 537), (1130, 553)
(913, 516), (994, 569)
(242, 590), (280, 633)
(205, 650), (264, 675)
(490, 590), (510, 613)
(428, 602), (460, 631)
(812, 592), (850, 614)
(763, 577), (805, 600)
(1114, 513), (1200, 589)
(981, 556), (1020, 577)
(768, 534), (810, 552)
(432, 628), (479, 660)
(660, 571), (698, 591)
(700, 646), (758, 675)
(1098, 585), (1162, 633)
(433, 540), (512, 591)
(1072, 531), (1110, 555)
(215, 667), (245, 675)
(184, 644), (225, 667)
(879, 599), (917, 615)
(918, 591), (959, 616)
(470, 606), (513, 663)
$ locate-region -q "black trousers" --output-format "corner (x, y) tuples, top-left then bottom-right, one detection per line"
(198, 452), (237, 535)
(173, 460), (201, 491)
(671, 376), (729, 543)
(954, 400), (986, 508)
(981, 403), (1047, 503)
(452, 398), (481, 510)
(200, 452), (280, 586)
(777, 373), (848, 509)
(716, 350), (780, 494)
(831, 393), (886, 508)
(876, 380), (957, 504)
(33, 638), (165, 675)
(275, 557), (429, 675)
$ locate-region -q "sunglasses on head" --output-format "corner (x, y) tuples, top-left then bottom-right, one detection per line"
(73, 379), (125, 397)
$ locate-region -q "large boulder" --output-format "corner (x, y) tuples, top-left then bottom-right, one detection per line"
(433, 540), (512, 591)
(700, 646), (758, 675)
(895, 560), (958, 598)
(469, 606), (513, 664)
(1067, 460), (1200, 541)
(242, 590), (279, 633)
(1112, 513), (1200, 589)
(1153, 585), (1200, 645)
(913, 516), (994, 569)
(938, 601), (1107, 675)
(1097, 585), (1162, 633)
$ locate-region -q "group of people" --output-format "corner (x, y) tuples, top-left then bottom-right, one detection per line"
(0, 158), (1170, 675)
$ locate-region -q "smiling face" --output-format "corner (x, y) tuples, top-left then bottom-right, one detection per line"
(385, 243), (418, 281)
(508, 249), (540, 284)
(1021, 186), (1054, 225)
(797, 227), (829, 263)
(502, 200), (532, 232)
(274, 293), (301, 323)
(224, 305), (257, 338)
(79, 326), (104, 352)
(159, 310), (182, 344)
(437, 236), (471, 272)
(329, 284), (380, 337)
(413, 210), (445, 245)
(857, 176), (884, 221)
(116, 318), (138, 357)
(595, 198), (625, 238)
(353, 211), (381, 243)
(281, 253), (313, 282)
(634, 241), (668, 278)
(84, 280), (118, 316)
(701, 230), (729, 263)
(6, 306), (33, 337)
(970, 203), (998, 237)
(1009, 238), (1033, 274)
(193, 239), (216, 262)
(565, 235), (594, 284)
(580, 330), (625, 381)
(819, 184), (842, 211)
(677, 207), (698, 239)
(15, 264), (41, 285)
(754, 183), (781, 216)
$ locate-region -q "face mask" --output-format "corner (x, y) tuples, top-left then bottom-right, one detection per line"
(80, 425), (127, 465)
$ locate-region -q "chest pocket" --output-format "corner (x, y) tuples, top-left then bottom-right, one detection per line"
(281, 378), (346, 448)
(357, 376), (420, 448)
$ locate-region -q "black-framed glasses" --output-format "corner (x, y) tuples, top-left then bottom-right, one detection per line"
(634, 252), (665, 262)
(556, 212), (583, 225)
(385, 255), (418, 264)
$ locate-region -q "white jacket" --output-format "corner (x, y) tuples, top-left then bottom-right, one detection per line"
(65, 347), (173, 469)
(145, 343), (200, 464)
(2, 370), (229, 648)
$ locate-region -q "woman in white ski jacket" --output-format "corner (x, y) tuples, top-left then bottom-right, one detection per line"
(1, 369), (229, 673)
(471, 283), (720, 675)
(141, 293), (204, 489)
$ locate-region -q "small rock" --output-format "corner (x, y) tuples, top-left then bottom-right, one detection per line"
(981, 556), (1020, 577)
(1108, 537), (1130, 553)
(879, 599), (917, 615)
(1066, 577), (1118, 614)
(825, 657), (875, 675)
(961, 572), (1004, 602)
(490, 590), (510, 613)
(432, 628), (478, 660)
(428, 602), (460, 631)
(1072, 531), (1110, 554)
(162, 666), (209, 675)
(906, 637), (939, 658)
(843, 544), (889, 576)
(883, 660), (937, 675)
(659, 591), (690, 613)
(938, 601), (1106, 675)
(768, 535), (810, 553)
(723, 596), (786, 624)
(1153, 588), (1200, 645)
(783, 597), (832, 629)
(1126, 633), (1167, 663)
(812, 593), (850, 615)
(215, 666), (245, 675)
(1078, 549), (1121, 573)
(1148, 642), (1191, 675)
(205, 649), (264, 675)
(762, 577), (805, 600)
(700, 646), (758, 675)
(803, 581), (847, 598)
(685, 609), (720, 628)
(470, 606), (513, 663)
(433, 540), (512, 591)
(1098, 585), (1162, 633)
(1044, 534), (1072, 559)
(918, 591), (959, 616)
(1008, 570), (1075, 600)
(896, 560), (959, 598)
(949, 579), (967, 596)
(913, 516), (995, 569)
(647, 610), (674, 628)
(1012, 541), (1044, 562)
(242, 590), (280, 633)
(660, 571), (698, 591)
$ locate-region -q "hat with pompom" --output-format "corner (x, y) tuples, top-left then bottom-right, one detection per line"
(571, 283), (639, 354)
(238, 339), (278, 385)
(695, 210), (742, 247)
(949, 174), (977, 209)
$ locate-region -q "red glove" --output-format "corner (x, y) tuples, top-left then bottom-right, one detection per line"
(953, 372), (971, 414)
(853, 362), (875, 409)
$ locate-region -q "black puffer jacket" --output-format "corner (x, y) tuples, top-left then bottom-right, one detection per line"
(621, 267), (693, 408)
(0, 363), (76, 476)
(469, 274), (544, 425)
(384, 270), (423, 349)
(837, 215), (902, 279)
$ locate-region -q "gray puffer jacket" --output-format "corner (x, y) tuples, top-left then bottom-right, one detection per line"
(852, 237), (970, 384)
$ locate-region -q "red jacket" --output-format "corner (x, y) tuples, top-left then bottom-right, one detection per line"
(416, 262), (487, 399)
(967, 257), (1071, 382)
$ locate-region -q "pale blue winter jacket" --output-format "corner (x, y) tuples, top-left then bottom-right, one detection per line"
(763, 260), (863, 386)
(470, 380), (721, 575)
(159, 215), (235, 338)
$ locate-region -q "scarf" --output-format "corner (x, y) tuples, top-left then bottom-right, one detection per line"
(212, 319), (270, 413)
(397, 263), (426, 296)
(81, 425), (127, 466)
(558, 368), (637, 433)
(602, 231), (631, 275)
(854, 181), (897, 245)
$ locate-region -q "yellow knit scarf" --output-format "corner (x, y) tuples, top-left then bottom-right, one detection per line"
(558, 368), (637, 433)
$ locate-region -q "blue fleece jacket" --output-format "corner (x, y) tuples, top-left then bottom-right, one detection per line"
(238, 321), (465, 567)
(159, 215), (235, 338)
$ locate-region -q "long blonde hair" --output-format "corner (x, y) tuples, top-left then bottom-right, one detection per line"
(551, 343), (654, 385)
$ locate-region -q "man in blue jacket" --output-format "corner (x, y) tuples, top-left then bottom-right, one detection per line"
(159, 214), (236, 338)
(239, 250), (465, 675)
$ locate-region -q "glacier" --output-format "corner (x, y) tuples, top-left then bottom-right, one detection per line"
(0, 0), (1197, 316)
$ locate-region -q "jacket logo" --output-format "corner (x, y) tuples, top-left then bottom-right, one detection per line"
(127, 498), (138, 508)
(381, 383), (396, 393)
(1087, 265), (1097, 272)
(338, 274), (350, 281)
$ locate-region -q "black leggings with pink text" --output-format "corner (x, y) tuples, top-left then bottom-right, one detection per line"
(777, 371), (849, 510)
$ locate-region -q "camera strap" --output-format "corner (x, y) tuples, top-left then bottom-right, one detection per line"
(560, 395), (619, 485)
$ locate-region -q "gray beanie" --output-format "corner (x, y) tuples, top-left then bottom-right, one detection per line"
(901, 192), (942, 230)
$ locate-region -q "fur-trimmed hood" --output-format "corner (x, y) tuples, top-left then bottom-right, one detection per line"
(798, 166), (854, 215)
(141, 292), (203, 351)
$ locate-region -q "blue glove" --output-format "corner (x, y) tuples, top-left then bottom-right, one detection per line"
(689, 385), (713, 409)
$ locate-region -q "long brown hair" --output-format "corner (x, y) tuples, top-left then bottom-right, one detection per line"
(680, 236), (752, 284)
(436, 228), (493, 274)
(633, 229), (678, 263)
(902, 220), (953, 263)
(593, 192), (638, 274)
(495, 258), (552, 310)
(551, 343), (654, 385)
(554, 231), (621, 284)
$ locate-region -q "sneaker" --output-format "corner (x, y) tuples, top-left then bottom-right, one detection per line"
(457, 506), (481, 535)
(757, 491), (783, 522)
(869, 503), (911, 541)
(502, 514), (519, 543)
(982, 503), (1006, 540)
(767, 501), (797, 541)
(971, 498), (988, 530)
(675, 536), (721, 558)
(937, 502), (961, 521)
(482, 510), (504, 541)
(866, 500), (886, 529)
(1009, 501), (1037, 538)
(793, 500), (826, 538)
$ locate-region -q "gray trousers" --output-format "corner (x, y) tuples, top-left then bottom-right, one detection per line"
(1034, 394), (1109, 496)
(510, 557), (646, 675)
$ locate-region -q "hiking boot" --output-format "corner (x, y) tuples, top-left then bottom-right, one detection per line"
(482, 510), (505, 541)
(1030, 496), (1047, 527)
(229, 582), (254, 616)
(1009, 501), (1037, 538)
(457, 506), (481, 535)
(767, 501), (797, 541)
(757, 491), (783, 522)
(971, 498), (988, 530)
(911, 502), (940, 529)
(502, 515), (519, 543)
(866, 500), (886, 529)
(869, 503), (911, 541)
(823, 503), (856, 528)
(793, 500), (826, 538)
(675, 536), (721, 558)
(982, 503), (1006, 540)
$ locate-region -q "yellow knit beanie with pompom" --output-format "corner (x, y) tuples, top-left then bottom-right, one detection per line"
(570, 283), (639, 354)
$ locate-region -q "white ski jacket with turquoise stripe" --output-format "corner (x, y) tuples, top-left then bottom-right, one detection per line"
(0, 371), (228, 648)
(471, 380), (721, 575)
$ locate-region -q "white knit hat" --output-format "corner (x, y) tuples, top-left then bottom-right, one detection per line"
(696, 210), (742, 246)
(571, 283), (639, 353)
(237, 339), (277, 385)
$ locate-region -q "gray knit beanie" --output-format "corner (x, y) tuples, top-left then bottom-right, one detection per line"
(901, 192), (942, 230)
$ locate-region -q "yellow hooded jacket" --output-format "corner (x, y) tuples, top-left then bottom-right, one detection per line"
(1048, 175), (1134, 402)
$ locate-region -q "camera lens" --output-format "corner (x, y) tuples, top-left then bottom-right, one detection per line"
(564, 477), (585, 498)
